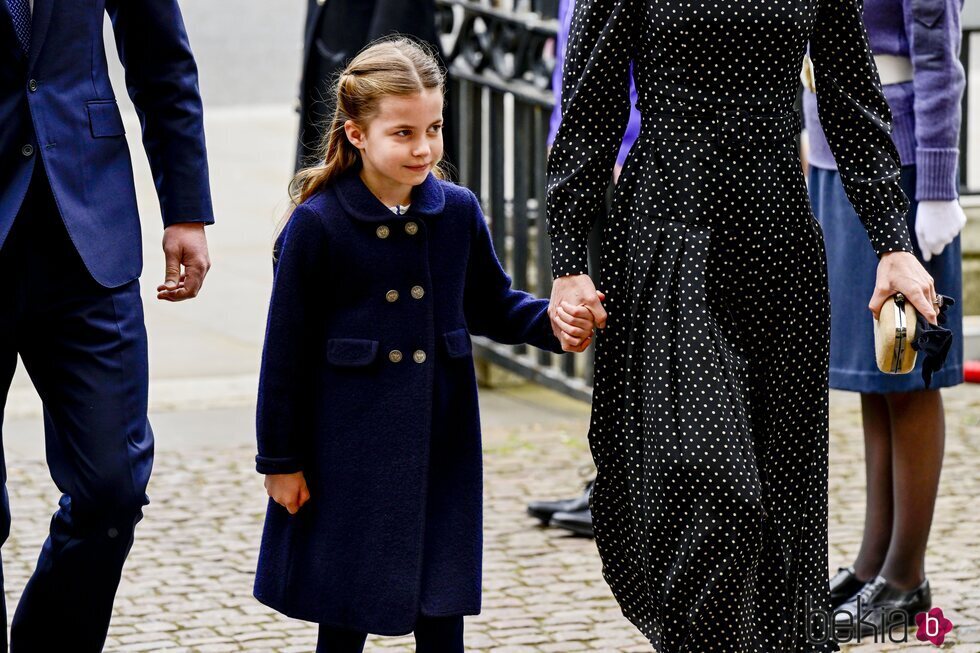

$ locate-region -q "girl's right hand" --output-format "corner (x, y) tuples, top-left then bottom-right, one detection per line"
(264, 471), (310, 514)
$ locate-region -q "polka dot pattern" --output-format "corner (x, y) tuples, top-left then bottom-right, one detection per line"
(545, 0), (912, 651)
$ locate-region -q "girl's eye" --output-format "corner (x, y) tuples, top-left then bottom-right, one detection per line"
(396, 130), (411, 137)
(429, 125), (443, 133)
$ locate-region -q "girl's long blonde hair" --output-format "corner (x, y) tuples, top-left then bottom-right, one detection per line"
(278, 37), (448, 240)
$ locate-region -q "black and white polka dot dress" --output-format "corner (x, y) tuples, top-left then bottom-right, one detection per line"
(546, 0), (912, 651)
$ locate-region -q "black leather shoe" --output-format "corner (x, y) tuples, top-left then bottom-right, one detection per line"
(834, 575), (932, 641)
(550, 507), (594, 538)
(829, 566), (868, 609)
(527, 479), (593, 524)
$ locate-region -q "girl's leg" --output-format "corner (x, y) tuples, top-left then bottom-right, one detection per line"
(851, 392), (895, 581)
(315, 624), (368, 653)
(878, 389), (945, 589)
(414, 615), (464, 653)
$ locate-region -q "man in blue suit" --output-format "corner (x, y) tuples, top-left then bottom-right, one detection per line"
(0, 0), (213, 649)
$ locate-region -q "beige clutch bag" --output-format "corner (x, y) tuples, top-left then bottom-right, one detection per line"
(874, 293), (917, 374)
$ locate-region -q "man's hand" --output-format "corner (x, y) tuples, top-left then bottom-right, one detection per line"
(549, 274), (607, 353)
(157, 223), (211, 301)
(265, 471), (310, 515)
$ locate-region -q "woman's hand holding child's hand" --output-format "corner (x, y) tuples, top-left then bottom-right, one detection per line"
(549, 275), (607, 352)
(265, 472), (311, 514)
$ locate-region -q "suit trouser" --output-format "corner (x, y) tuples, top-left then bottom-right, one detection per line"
(0, 169), (154, 652)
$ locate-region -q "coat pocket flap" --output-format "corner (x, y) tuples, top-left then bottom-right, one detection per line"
(442, 328), (472, 358)
(87, 100), (126, 138)
(326, 338), (379, 367)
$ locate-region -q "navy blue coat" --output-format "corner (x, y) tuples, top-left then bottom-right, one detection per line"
(0, 0), (213, 288)
(253, 171), (562, 634)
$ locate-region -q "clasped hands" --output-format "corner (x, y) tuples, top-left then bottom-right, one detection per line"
(549, 274), (607, 353)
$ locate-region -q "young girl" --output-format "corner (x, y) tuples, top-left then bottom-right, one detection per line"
(252, 38), (586, 652)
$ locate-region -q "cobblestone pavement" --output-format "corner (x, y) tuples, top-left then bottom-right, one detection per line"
(2, 383), (978, 652)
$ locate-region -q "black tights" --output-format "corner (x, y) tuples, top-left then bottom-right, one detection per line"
(315, 615), (464, 653)
(851, 390), (945, 590)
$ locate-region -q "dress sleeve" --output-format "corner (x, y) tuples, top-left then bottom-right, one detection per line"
(808, 0), (913, 256)
(255, 205), (325, 475)
(546, 0), (636, 278)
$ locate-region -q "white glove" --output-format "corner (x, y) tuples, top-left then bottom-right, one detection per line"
(915, 200), (966, 262)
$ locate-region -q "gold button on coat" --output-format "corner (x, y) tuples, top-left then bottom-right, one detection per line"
(413, 350), (426, 364)
(411, 286), (425, 300)
(386, 290), (399, 303)
(389, 350), (403, 363)
(404, 221), (418, 235)
(376, 225), (390, 239)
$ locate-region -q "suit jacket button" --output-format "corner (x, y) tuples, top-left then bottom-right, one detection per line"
(376, 225), (390, 239)
(21, 144), (34, 157)
(389, 350), (403, 363)
(410, 285), (424, 300)
(28, 79), (38, 92)
(386, 289), (399, 303)
(413, 350), (426, 364)
(404, 221), (418, 235)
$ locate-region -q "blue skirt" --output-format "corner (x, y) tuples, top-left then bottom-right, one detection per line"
(808, 164), (964, 392)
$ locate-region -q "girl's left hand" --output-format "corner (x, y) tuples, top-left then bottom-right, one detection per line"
(869, 251), (938, 325)
(554, 291), (606, 352)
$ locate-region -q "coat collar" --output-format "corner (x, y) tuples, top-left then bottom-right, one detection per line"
(334, 169), (445, 223)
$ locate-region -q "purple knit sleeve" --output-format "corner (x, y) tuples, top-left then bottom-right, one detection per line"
(904, 0), (966, 200)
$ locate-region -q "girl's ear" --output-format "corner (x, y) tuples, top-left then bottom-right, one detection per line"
(344, 119), (366, 150)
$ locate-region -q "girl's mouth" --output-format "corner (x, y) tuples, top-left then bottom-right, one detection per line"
(406, 163), (430, 172)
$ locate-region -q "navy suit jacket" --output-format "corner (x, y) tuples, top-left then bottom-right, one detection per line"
(0, 0), (213, 288)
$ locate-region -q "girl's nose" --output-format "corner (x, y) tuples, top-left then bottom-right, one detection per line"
(413, 141), (430, 158)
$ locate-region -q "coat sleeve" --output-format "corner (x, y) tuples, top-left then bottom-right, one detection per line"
(105, 0), (214, 227)
(904, 0), (966, 200)
(808, 0), (913, 256)
(463, 191), (564, 354)
(255, 206), (326, 474)
(545, 0), (636, 278)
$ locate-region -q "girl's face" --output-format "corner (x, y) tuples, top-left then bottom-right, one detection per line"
(345, 88), (444, 203)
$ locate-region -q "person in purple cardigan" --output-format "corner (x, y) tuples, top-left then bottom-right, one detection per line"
(525, 0), (640, 538)
(803, 0), (966, 636)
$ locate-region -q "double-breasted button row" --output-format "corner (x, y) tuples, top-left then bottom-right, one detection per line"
(385, 287), (425, 302)
(376, 222), (419, 239)
(388, 349), (427, 364)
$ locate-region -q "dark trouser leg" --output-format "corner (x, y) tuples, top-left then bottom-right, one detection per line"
(878, 390), (945, 589)
(5, 173), (154, 652)
(852, 393), (894, 581)
(315, 625), (367, 653)
(414, 615), (464, 653)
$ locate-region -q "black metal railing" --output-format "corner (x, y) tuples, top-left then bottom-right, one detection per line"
(437, 0), (594, 402)
(439, 2), (978, 401)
